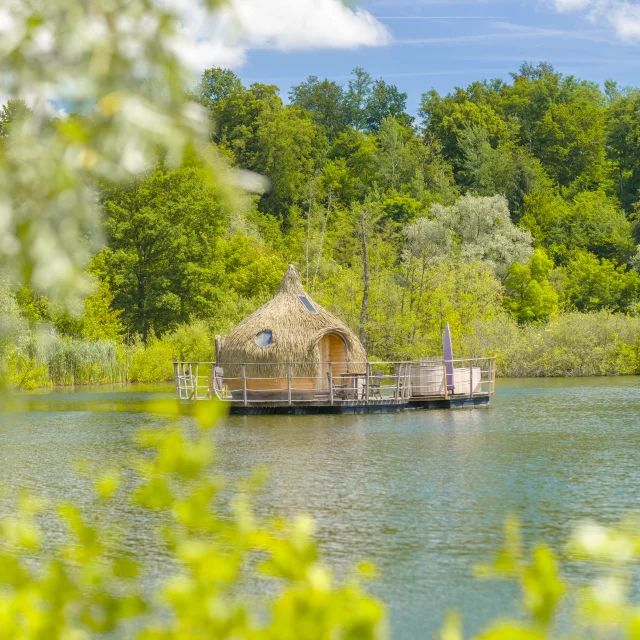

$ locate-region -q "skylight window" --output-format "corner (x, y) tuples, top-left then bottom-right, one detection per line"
(254, 331), (274, 348)
(298, 296), (318, 314)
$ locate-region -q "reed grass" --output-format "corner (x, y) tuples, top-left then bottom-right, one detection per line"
(5, 330), (128, 388)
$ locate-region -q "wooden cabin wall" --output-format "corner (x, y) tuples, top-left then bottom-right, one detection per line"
(227, 376), (316, 400)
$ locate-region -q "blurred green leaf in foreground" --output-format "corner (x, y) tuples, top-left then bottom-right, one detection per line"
(443, 516), (640, 639)
(0, 400), (386, 638)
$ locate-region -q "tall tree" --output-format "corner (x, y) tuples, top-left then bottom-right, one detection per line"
(376, 117), (458, 205)
(344, 67), (373, 131)
(419, 94), (510, 168)
(289, 76), (347, 142)
(407, 195), (534, 279)
(0, 99), (30, 137)
(458, 126), (550, 219)
(522, 191), (634, 264)
(254, 106), (327, 220)
(98, 163), (229, 339)
(211, 82), (283, 168)
(504, 249), (559, 323)
(329, 128), (379, 201)
(534, 99), (608, 189)
(607, 90), (640, 210)
(191, 67), (243, 109)
(561, 250), (640, 312)
(364, 79), (412, 132)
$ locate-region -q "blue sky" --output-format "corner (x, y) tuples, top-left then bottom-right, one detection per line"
(213, 0), (640, 115)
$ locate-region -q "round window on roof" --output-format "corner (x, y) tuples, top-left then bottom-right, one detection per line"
(255, 330), (274, 348)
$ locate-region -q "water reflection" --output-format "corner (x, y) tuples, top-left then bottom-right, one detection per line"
(2, 378), (640, 638)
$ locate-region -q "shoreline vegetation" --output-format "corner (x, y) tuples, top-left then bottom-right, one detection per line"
(2, 310), (639, 390)
(4, 63), (640, 389)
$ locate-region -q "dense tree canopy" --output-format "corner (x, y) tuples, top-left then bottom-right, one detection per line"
(6, 61), (640, 353)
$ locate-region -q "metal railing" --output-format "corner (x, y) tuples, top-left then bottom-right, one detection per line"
(174, 362), (214, 401)
(174, 358), (496, 405)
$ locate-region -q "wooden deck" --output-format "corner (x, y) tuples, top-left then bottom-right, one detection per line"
(174, 358), (496, 415)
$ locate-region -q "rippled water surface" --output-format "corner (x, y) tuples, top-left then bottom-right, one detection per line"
(3, 377), (640, 637)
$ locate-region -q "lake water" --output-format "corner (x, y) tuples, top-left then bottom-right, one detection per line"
(3, 377), (640, 637)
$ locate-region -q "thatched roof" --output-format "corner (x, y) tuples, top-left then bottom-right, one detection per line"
(216, 265), (366, 376)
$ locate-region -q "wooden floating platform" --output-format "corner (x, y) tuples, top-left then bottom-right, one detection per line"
(174, 358), (495, 417)
(221, 395), (491, 416)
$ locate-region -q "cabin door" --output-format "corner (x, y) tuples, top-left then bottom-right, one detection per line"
(317, 333), (347, 393)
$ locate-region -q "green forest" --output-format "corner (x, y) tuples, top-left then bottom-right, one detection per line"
(3, 62), (640, 387)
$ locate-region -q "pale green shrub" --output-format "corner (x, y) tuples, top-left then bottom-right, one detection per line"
(128, 336), (175, 383)
(165, 320), (216, 363)
(464, 311), (640, 377)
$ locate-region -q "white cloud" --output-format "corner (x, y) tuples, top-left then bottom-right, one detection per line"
(607, 1), (640, 40)
(552, 0), (592, 11)
(171, 0), (392, 71)
(546, 0), (640, 43)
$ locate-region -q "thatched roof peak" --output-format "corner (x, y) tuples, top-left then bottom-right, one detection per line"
(278, 264), (305, 296)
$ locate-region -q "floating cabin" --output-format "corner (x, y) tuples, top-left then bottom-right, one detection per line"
(174, 265), (496, 415)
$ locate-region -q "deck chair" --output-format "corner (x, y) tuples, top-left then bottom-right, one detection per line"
(327, 373), (347, 400)
(369, 370), (384, 400)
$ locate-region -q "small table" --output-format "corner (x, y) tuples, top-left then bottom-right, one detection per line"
(340, 373), (367, 400)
